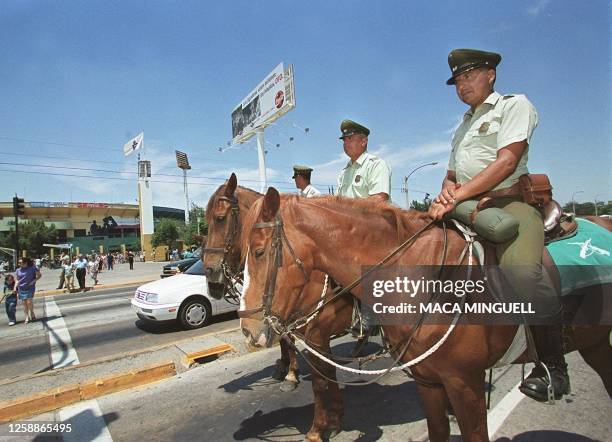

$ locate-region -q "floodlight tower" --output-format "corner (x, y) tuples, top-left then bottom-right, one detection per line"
(175, 150), (191, 223)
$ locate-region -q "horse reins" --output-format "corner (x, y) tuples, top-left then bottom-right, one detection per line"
(239, 213), (437, 336)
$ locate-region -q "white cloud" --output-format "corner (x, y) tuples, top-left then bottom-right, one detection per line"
(527, 0), (551, 17)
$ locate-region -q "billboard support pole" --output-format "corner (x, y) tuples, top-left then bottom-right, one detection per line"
(256, 129), (267, 193)
(183, 169), (190, 224)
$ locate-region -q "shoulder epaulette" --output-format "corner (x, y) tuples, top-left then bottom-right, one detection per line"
(503, 94), (515, 100)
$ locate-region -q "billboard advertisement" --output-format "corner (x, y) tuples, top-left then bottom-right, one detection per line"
(231, 63), (295, 144)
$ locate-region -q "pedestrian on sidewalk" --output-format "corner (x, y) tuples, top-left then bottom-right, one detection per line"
(15, 258), (41, 324)
(88, 256), (99, 285)
(107, 253), (114, 270)
(63, 257), (75, 292)
(56, 263), (65, 290)
(128, 251), (135, 270)
(3, 273), (17, 326)
(74, 255), (88, 292)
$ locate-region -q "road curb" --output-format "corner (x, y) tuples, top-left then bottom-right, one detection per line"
(0, 328), (244, 423)
(0, 362), (177, 423)
(35, 279), (156, 297)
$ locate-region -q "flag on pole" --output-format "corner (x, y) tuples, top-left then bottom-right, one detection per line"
(123, 132), (144, 157)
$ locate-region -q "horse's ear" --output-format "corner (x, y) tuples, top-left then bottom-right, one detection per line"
(225, 173), (237, 197)
(262, 187), (280, 221)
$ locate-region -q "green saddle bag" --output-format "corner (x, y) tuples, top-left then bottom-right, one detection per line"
(449, 200), (519, 243)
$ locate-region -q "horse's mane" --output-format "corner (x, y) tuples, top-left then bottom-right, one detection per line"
(206, 183), (262, 214)
(289, 195), (431, 241)
(240, 194), (431, 254)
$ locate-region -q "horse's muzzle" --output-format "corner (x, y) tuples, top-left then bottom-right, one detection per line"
(242, 322), (275, 348)
(207, 282), (225, 299)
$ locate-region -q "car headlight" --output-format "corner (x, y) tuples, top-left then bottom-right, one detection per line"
(145, 293), (159, 303)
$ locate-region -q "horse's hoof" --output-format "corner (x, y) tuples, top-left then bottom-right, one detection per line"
(279, 380), (298, 392)
(324, 427), (341, 439)
(304, 431), (323, 442)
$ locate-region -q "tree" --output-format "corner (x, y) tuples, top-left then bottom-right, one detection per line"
(0, 219), (58, 257)
(410, 193), (432, 212)
(561, 201), (611, 216)
(182, 204), (208, 247)
(152, 219), (180, 249)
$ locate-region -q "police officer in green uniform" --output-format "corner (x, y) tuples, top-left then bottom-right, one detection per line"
(292, 165), (322, 198)
(338, 120), (392, 348)
(429, 49), (569, 402)
(338, 120), (391, 203)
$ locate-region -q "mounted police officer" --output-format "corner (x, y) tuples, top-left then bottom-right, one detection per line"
(292, 165), (321, 198)
(429, 49), (569, 402)
(337, 119), (392, 351)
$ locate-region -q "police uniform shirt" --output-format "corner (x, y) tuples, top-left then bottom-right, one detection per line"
(300, 184), (321, 198)
(338, 151), (392, 199)
(448, 91), (538, 191)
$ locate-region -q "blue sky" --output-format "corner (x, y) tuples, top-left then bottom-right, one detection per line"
(0, 0), (609, 210)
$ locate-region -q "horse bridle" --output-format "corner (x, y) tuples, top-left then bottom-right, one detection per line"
(203, 195), (242, 298)
(237, 214), (309, 334)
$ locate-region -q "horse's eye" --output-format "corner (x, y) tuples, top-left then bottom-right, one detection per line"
(255, 248), (265, 258)
(216, 216), (225, 222)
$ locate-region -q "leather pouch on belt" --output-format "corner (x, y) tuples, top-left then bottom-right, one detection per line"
(519, 174), (552, 206)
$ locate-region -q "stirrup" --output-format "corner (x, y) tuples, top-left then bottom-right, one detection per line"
(539, 362), (555, 405)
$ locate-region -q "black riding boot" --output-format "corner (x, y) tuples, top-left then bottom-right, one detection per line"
(520, 324), (570, 402)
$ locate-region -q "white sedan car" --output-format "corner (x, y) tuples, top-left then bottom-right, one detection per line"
(131, 260), (238, 329)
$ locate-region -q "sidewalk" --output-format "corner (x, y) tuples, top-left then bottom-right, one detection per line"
(33, 261), (167, 293)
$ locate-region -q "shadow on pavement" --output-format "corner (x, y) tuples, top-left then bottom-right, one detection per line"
(233, 382), (423, 441)
(496, 431), (597, 441)
(135, 311), (237, 334)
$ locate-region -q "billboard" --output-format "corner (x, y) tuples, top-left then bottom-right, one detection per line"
(231, 63), (295, 144)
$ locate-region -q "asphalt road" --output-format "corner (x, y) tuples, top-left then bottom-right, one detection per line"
(0, 285), (239, 381)
(3, 339), (601, 442)
(0, 331), (610, 440)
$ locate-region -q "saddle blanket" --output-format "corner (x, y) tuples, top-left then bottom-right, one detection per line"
(546, 218), (612, 295)
(494, 219), (611, 367)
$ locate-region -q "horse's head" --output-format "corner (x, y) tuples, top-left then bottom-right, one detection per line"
(203, 173), (240, 298)
(239, 188), (316, 348)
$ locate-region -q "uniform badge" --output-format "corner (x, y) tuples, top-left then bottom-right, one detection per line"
(478, 121), (490, 134)
(355, 175), (361, 183)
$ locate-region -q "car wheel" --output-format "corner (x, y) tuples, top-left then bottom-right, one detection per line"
(179, 298), (212, 329)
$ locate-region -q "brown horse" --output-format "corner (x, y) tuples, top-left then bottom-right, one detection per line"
(240, 189), (612, 442)
(203, 175), (301, 390)
(203, 174), (355, 425)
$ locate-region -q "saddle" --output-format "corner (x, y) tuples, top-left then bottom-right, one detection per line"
(542, 201), (578, 244)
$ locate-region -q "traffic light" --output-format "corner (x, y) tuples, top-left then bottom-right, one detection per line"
(12, 196), (25, 216)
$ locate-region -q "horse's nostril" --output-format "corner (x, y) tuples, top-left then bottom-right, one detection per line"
(205, 267), (213, 276)
(241, 328), (250, 338)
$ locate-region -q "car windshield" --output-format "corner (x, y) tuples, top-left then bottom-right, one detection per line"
(185, 259), (205, 275)
(193, 247), (202, 258)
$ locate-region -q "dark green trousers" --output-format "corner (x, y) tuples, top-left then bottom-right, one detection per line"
(494, 199), (561, 321)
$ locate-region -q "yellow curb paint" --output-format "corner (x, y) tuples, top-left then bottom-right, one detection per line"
(0, 362), (176, 423)
(181, 344), (235, 367)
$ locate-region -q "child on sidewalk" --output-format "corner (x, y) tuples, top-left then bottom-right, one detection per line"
(3, 273), (17, 325)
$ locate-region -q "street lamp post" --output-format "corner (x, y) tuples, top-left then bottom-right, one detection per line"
(594, 194), (604, 217)
(402, 162), (438, 209)
(571, 190), (584, 215)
